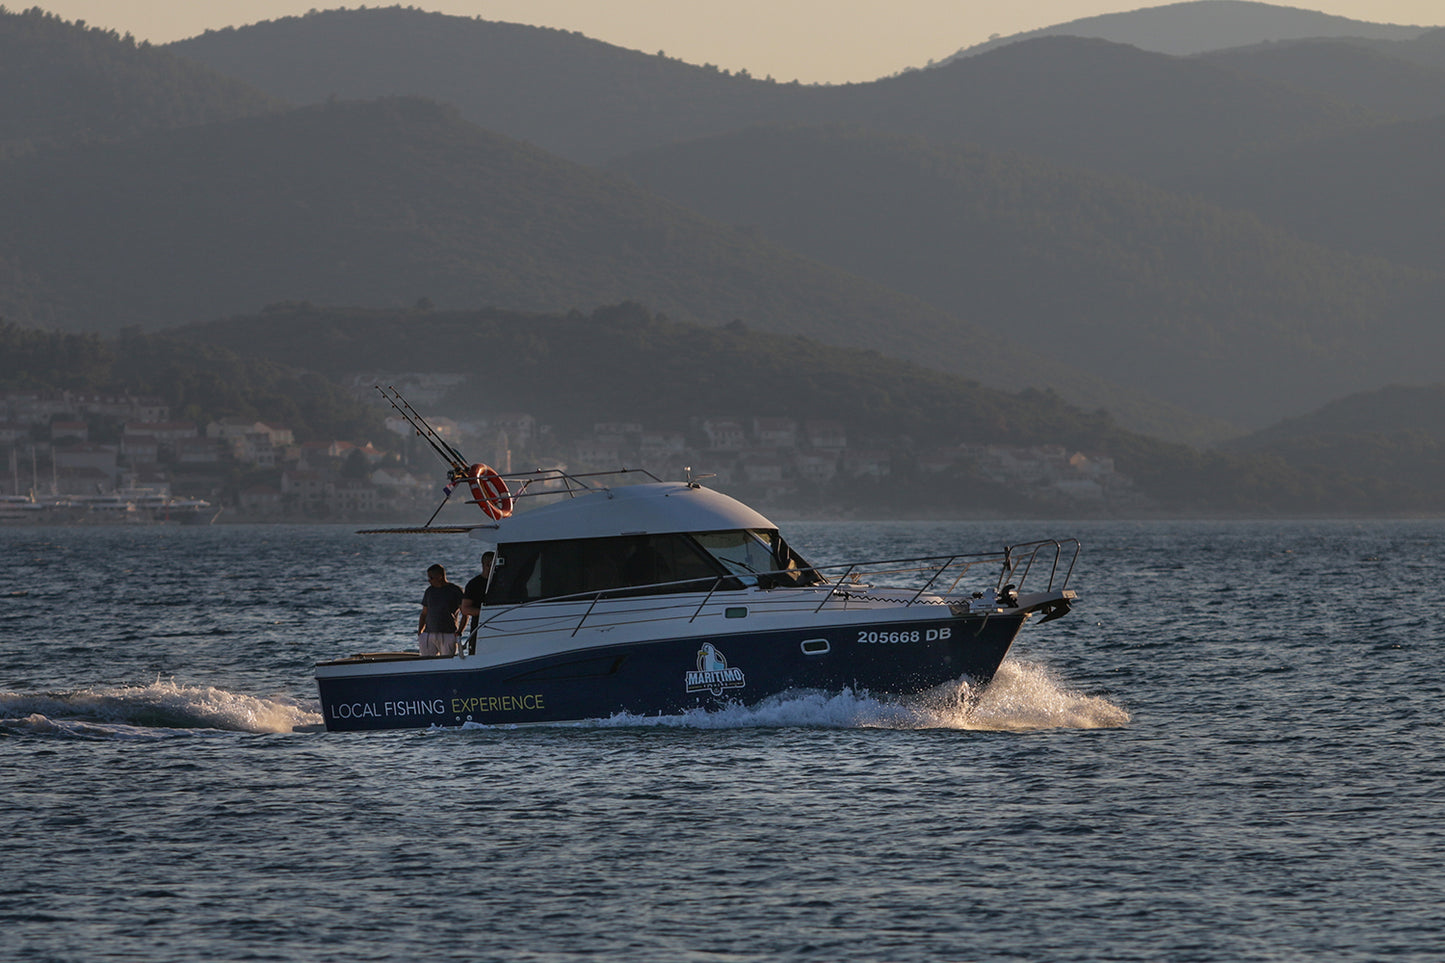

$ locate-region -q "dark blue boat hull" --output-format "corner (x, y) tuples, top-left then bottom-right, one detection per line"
(316, 612), (1029, 731)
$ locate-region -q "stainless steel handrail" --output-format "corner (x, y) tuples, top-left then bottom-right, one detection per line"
(475, 541), (1079, 641)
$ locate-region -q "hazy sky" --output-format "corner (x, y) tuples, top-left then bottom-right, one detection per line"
(32, 1), (1445, 83)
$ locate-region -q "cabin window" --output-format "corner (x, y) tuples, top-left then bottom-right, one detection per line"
(487, 533), (730, 604)
(487, 529), (823, 604)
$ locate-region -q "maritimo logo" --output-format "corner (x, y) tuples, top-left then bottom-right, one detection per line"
(685, 642), (746, 695)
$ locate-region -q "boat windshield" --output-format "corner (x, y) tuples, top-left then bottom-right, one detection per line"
(694, 530), (825, 588)
(694, 530), (776, 578)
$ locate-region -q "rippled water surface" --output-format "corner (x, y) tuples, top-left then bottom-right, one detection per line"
(3, 519), (1442, 962)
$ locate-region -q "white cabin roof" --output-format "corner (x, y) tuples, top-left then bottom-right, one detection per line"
(469, 482), (776, 544)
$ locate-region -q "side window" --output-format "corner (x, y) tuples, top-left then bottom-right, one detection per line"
(653, 535), (728, 586)
(487, 544), (540, 604)
(490, 535), (732, 602)
(773, 534), (825, 586)
(618, 534), (727, 593)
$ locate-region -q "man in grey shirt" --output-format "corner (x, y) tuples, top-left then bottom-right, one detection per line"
(417, 563), (464, 656)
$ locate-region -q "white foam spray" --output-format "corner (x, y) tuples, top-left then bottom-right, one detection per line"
(0, 679), (323, 736)
(954, 659), (1131, 731)
(464, 659), (1129, 732)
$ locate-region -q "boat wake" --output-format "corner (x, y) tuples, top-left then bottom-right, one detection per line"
(956, 659), (1131, 731)
(459, 660), (1128, 733)
(0, 680), (322, 738)
(2, 666), (1123, 740)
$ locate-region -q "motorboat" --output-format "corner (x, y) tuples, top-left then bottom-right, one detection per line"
(0, 488), (219, 524)
(314, 465), (1078, 731)
(0, 494), (47, 521)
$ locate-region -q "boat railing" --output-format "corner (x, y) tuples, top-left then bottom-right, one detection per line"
(806, 537), (1078, 610)
(474, 577), (743, 640)
(472, 538), (1079, 641)
(1004, 537), (1080, 598)
(489, 467), (665, 509)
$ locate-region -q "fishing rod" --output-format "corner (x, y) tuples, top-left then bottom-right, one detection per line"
(375, 385), (467, 472)
(375, 385), (517, 525)
(375, 384), (473, 526)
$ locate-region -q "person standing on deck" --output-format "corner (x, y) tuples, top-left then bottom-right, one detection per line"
(417, 563), (464, 656)
(457, 551), (495, 646)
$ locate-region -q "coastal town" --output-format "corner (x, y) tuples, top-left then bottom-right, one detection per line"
(1, 382), (1141, 522)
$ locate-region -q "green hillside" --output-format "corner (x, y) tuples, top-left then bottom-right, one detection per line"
(1177, 113), (1445, 273)
(0, 7), (282, 157)
(802, 36), (1375, 181)
(608, 124), (1444, 425)
(0, 320), (382, 441)
(169, 7), (800, 165)
(1225, 384), (1445, 508)
(7, 3), (1441, 458)
(0, 96), (972, 348)
(1199, 39), (1445, 120)
(4, 92), (1217, 437)
(169, 8), (1374, 177)
(4, 289), (1434, 514)
(173, 301), (1116, 443)
(172, 301), (1389, 514)
(944, 1), (1429, 59)
(1235, 383), (1445, 442)
(1367, 26), (1445, 71)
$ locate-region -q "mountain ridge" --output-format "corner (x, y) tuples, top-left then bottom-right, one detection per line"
(943, 0), (1432, 62)
(1, 95), (1142, 420)
(5, 4), (1444, 460)
(0, 6), (282, 157)
(168, 7), (1380, 175)
(1198, 37), (1445, 119)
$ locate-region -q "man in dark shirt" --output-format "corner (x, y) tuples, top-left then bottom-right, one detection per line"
(417, 563), (464, 656)
(457, 552), (494, 653)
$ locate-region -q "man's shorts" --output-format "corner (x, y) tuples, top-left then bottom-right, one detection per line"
(419, 631), (457, 657)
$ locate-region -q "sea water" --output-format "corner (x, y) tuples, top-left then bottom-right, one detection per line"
(2, 520), (1442, 962)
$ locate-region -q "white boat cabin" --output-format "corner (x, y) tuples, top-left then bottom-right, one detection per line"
(472, 482), (824, 604)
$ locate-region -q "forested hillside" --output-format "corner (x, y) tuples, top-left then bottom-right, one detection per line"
(608, 124), (1443, 424)
(173, 301), (1114, 443)
(6, 306), (1431, 513)
(6, 3), (1444, 466)
(170, 7), (1376, 176)
(0, 6), (281, 157)
(170, 301), (1401, 514)
(0, 97), (981, 359)
(1234, 383), (1445, 443)
(149, 4), (1445, 436)
(0, 321), (382, 441)
(1225, 384), (1445, 507)
(1174, 113), (1445, 273)
(1199, 38), (1445, 120)
(944, 1), (1428, 59)
(170, 8), (800, 165)
(1361, 25), (1445, 71)
(800, 36), (1374, 181)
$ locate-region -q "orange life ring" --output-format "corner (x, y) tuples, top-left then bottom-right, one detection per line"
(465, 463), (513, 519)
